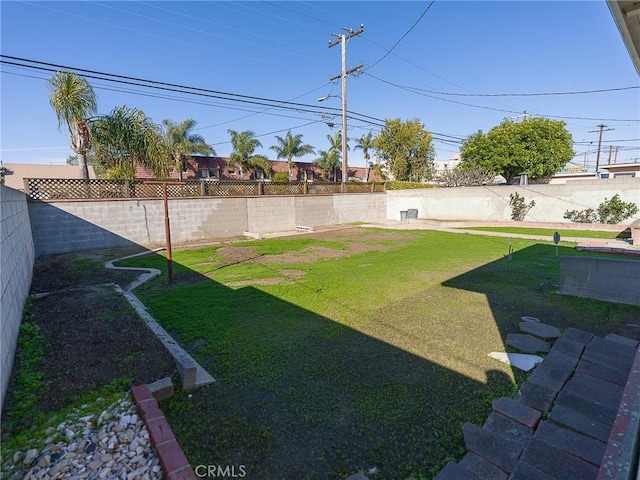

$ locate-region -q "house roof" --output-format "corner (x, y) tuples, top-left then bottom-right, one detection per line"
(607, 0), (640, 75)
(601, 162), (640, 171)
(2, 163), (96, 191)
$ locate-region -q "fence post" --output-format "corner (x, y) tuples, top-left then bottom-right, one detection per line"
(200, 181), (205, 196)
(258, 182), (264, 195)
(124, 180), (130, 198)
(304, 182), (308, 194)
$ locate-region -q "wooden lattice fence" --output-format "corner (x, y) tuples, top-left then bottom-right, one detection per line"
(24, 178), (385, 201)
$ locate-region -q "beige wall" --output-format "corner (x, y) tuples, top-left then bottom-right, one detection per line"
(0, 185), (35, 410)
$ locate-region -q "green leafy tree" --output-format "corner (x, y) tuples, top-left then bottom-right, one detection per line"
(326, 131), (349, 181)
(460, 118), (574, 184)
(269, 131), (315, 180)
(313, 149), (340, 181)
(227, 130), (271, 178)
(48, 71), (97, 180)
(162, 119), (214, 180)
(372, 118), (435, 182)
(90, 106), (169, 179)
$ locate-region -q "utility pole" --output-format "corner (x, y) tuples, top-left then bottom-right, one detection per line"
(589, 124), (614, 173)
(607, 145), (613, 165)
(329, 24), (364, 192)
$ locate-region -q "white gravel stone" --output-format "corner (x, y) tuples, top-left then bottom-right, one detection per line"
(2, 395), (162, 480)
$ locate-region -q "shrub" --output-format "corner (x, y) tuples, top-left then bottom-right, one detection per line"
(386, 180), (438, 190)
(509, 192), (535, 221)
(564, 195), (638, 224)
(271, 171), (290, 183)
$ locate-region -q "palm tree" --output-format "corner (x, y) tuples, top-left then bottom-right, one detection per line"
(313, 149), (340, 182)
(48, 71), (97, 180)
(269, 131), (315, 181)
(326, 131), (349, 181)
(355, 131), (375, 181)
(162, 119), (214, 180)
(227, 129), (271, 179)
(90, 106), (169, 180)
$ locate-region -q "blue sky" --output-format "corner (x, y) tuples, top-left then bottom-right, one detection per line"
(1, 1), (639, 170)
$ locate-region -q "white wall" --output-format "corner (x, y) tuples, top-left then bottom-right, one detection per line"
(0, 185), (35, 410)
(386, 178), (640, 223)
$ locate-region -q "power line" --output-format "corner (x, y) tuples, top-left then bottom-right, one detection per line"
(366, 0), (436, 71)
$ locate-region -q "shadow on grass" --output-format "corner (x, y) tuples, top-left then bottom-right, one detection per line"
(442, 242), (640, 346)
(121, 249), (518, 480)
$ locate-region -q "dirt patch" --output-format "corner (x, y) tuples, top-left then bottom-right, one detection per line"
(1, 249), (177, 434)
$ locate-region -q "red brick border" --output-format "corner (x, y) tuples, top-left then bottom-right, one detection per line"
(131, 384), (197, 480)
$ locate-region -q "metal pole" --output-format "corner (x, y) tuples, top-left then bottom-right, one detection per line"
(162, 183), (174, 285)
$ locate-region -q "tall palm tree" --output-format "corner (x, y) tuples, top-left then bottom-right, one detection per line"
(162, 119), (214, 180)
(326, 131), (349, 181)
(355, 131), (375, 181)
(48, 71), (97, 180)
(313, 149), (340, 182)
(227, 129), (271, 178)
(269, 131), (315, 180)
(90, 106), (169, 180)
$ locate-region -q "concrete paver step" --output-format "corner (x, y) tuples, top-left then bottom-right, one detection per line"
(458, 453), (508, 480)
(548, 404), (612, 442)
(492, 397), (541, 429)
(534, 420), (606, 467)
(520, 438), (600, 480)
(463, 423), (523, 474)
(519, 322), (562, 340)
(506, 333), (551, 353)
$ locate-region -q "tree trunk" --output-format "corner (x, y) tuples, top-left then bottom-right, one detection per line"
(78, 152), (89, 180)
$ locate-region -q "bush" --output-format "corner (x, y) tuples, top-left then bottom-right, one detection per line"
(564, 195), (638, 224)
(271, 171), (290, 183)
(509, 192), (535, 221)
(386, 180), (438, 190)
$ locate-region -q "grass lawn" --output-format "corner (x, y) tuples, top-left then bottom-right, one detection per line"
(119, 228), (640, 479)
(460, 226), (630, 239)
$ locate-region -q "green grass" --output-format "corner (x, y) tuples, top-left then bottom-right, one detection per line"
(117, 229), (639, 479)
(460, 226), (630, 239)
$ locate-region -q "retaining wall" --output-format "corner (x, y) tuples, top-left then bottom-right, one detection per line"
(28, 193), (387, 255)
(558, 256), (640, 306)
(386, 178), (640, 222)
(0, 184), (35, 410)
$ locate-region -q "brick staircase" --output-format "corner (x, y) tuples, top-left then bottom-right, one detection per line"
(434, 327), (640, 480)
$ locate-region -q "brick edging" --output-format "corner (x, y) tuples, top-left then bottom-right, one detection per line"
(131, 384), (197, 480)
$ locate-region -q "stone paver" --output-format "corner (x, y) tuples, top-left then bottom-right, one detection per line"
(548, 404), (612, 442)
(463, 423), (523, 473)
(527, 364), (571, 393)
(434, 328), (640, 480)
(434, 461), (477, 480)
(519, 322), (562, 340)
(509, 461), (556, 480)
(554, 390), (619, 427)
(534, 420), (606, 467)
(520, 438), (600, 480)
(550, 336), (585, 357)
(492, 397), (541, 429)
(514, 380), (558, 412)
(459, 453), (508, 480)
(604, 333), (638, 348)
(506, 333), (550, 353)
(483, 412), (533, 448)
(488, 352), (543, 371)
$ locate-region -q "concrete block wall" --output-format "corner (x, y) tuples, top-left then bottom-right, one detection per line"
(386, 178), (640, 223)
(558, 256), (640, 306)
(28, 194), (387, 255)
(0, 185), (35, 410)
